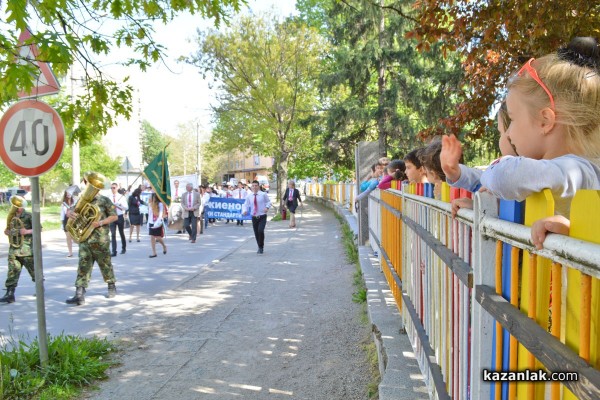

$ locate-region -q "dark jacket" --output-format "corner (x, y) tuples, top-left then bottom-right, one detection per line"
(283, 188), (301, 209)
(128, 195), (145, 215)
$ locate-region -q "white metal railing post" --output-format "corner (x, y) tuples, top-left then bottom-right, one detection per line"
(470, 191), (498, 398)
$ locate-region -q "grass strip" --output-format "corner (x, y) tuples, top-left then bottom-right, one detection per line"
(0, 333), (116, 400)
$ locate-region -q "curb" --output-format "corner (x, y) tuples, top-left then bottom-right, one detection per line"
(306, 196), (429, 400)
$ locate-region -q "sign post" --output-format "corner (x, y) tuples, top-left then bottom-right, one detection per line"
(0, 100), (65, 367)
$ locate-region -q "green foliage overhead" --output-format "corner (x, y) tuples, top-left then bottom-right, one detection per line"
(308, 0), (465, 164)
(0, 0), (246, 144)
(186, 14), (326, 196)
(140, 120), (167, 165)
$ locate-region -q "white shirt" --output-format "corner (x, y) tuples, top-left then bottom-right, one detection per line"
(242, 191), (272, 216)
(200, 192), (211, 214)
(147, 202), (164, 226)
(232, 188), (248, 200)
(111, 192), (129, 216)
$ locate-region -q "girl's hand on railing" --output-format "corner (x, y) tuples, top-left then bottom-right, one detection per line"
(531, 215), (571, 250)
(440, 134), (463, 182)
(451, 197), (473, 218)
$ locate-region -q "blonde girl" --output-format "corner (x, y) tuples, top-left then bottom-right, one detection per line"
(442, 37), (600, 242)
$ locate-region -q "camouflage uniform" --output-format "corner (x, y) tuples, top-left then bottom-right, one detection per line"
(4, 211), (35, 288)
(75, 195), (117, 288)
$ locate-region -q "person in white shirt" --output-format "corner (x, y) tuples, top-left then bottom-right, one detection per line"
(109, 183), (128, 257)
(242, 180), (272, 254)
(232, 181), (248, 226)
(199, 185), (212, 233)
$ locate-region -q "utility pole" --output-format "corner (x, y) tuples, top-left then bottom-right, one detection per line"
(196, 123), (200, 185)
(70, 68), (81, 185)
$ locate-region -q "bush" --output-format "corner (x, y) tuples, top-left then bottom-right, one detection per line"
(0, 334), (116, 400)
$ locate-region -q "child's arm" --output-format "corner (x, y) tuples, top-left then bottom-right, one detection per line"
(441, 134), (483, 192)
(450, 197), (474, 218)
(441, 135), (463, 181)
(531, 215), (570, 250)
(480, 155), (597, 202)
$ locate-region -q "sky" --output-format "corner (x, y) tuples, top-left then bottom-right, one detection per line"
(116, 0), (298, 136)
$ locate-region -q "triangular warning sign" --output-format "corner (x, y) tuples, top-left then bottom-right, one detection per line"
(16, 28), (61, 99)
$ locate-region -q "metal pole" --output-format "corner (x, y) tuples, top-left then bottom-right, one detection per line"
(196, 123), (200, 184)
(31, 176), (49, 367)
(70, 69), (81, 185)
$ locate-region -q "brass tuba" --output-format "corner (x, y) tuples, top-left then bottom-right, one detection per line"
(66, 172), (106, 243)
(7, 195), (26, 248)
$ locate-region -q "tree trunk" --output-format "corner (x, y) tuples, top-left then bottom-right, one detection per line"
(276, 152), (289, 206)
(377, 0), (388, 157)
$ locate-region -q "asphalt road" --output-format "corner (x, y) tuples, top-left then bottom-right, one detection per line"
(0, 220), (253, 344)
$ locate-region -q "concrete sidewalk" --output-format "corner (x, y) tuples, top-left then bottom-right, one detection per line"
(84, 202), (373, 400)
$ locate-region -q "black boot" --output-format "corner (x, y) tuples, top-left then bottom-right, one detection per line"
(0, 287), (15, 304)
(107, 283), (117, 298)
(66, 287), (85, 305)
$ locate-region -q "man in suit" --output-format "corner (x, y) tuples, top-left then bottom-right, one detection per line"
(283, 179), (302, 228)
(182, 183), (200, 243)
(242, 180), (272, 254)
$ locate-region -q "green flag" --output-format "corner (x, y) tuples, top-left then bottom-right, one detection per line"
(143, 148), (171, 206)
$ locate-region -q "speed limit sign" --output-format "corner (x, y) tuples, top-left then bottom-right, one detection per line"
(0, 100), (65, 177)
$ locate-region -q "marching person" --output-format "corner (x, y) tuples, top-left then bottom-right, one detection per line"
(147, 193), (167, 258)
(65, 172), (118, 306)
(283, 180), (302, 228)
(0, 196), (35, 304)
(128, 187), (146, 242)
(242, 180), (272, 254)
(200, 185), (211, 234)
(233, 181), (247, 226)
(61, 190), (76, 257)
(182, 183), (201, 243)
(109, 183), (128, 256)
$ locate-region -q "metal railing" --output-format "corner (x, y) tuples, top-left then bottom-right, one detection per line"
(310, 181), (600, 400)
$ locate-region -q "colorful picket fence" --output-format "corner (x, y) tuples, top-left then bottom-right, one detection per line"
(307, 181), (600, 399)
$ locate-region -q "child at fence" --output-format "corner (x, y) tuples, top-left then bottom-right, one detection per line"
(417, 137), (447, 199)
(359, 163), (380, 192)
(404, 148), (429, 184)
(442, 37), (600, 235)
(377, 159), (407, 190)
(354, 157), (390, 204)
(444, 101), (518, 216)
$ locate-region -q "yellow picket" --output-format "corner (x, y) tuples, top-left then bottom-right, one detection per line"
(518, 189), (554, 399)
(564, 190), (600, 399)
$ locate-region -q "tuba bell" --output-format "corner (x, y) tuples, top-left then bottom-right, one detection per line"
(66, 172), (106, 243)
(7, 195), (26, 249)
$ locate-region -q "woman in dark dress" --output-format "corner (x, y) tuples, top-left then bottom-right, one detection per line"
(128, 187), (146, 242)
(283, 180), (302, 228)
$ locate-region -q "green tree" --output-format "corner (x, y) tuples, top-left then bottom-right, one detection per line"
(0, 0), (245, 144)
(139, 120), (167, 165)
(411, 0), (600, 139)
(168, 121), (202, 176)
(313, 0), (464, 162)
(187, 15), (325, 199)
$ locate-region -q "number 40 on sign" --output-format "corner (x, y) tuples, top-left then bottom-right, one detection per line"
(0, 100), (65, 177)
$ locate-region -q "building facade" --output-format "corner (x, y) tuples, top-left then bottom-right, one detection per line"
(220, 151), (274, 184)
